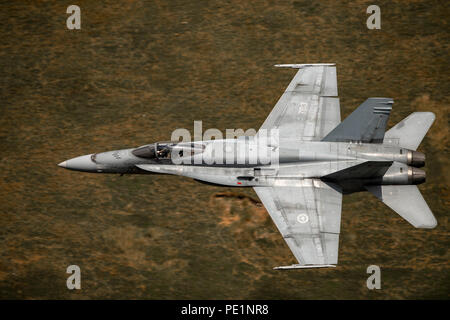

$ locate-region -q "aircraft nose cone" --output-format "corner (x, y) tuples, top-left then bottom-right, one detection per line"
(58, 161), (67, 168)
(58, 154), (97, 172)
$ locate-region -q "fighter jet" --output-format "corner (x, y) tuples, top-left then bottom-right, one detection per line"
(59, 64), (437, 269)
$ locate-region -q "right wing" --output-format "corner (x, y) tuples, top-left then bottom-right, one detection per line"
(254, 179), (343, 269)
(259, 64), (341, 141)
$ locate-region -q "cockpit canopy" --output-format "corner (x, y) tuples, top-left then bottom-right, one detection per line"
(132, 141), (206, 160)
(132, 145), (156, 159)
(132, 142), (174, 159)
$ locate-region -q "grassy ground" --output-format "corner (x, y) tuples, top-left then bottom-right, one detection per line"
(0, 0), (448, 299)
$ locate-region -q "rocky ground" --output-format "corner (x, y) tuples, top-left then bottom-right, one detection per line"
(0, 0), (448, 299)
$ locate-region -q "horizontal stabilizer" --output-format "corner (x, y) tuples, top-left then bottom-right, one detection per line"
(383, 112), (435, 150)
(322, 161), (393, 181)
(365, 185), (437, 228)
(274, 264), (336, 270)
(322, 98), (393, 143)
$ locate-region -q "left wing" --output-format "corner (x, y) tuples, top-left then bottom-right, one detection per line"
(253, 179), (343, 269)
(259, 64), (341, 141)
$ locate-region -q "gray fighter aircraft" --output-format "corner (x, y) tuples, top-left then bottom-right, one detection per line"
(59, 64), (437, 269)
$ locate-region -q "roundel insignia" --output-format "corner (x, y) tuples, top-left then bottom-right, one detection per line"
(297, 213), (309, 224)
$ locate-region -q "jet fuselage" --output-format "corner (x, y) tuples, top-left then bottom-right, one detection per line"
(59, 139), (425, 192)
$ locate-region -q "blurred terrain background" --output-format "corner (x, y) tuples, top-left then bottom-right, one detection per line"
(0, 0), (448, 299)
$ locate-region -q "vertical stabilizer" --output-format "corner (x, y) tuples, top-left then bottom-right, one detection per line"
(322, 98), (393, 143)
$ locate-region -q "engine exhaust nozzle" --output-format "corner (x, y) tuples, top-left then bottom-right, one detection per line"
(407, 151), (425, 168)
(408, 167), (426, 185)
